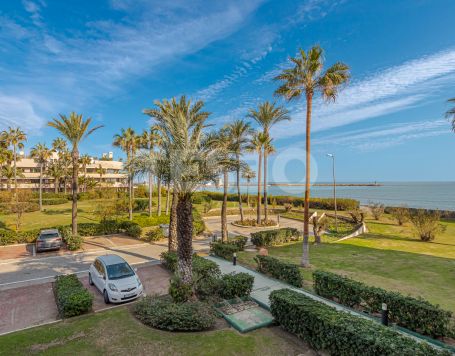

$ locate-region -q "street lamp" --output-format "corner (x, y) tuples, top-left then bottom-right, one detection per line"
(326, 153), (338, 232)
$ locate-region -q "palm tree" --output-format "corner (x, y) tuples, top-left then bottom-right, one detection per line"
(46, 161), (64, 193)
(274, 45), (350, 266)
(30, 143), (53, 211)
(445, 98), (455, 132)
(247, 101), (290, 222)
(96, 164), (106, 189)
(145, 96), (216, 286)
(140, 128), (160, 216)
(48, 113), (103, 235)
(1, 127), (27, 199)
(79, 154), (92, 192)
(1, 165), (15, 191)
(241, 166), (256, 210)
(248, 132), (272, 224)
(0, 147), (13, 190)
(223, 120), (254, 223)
(113, 128), (137, 220)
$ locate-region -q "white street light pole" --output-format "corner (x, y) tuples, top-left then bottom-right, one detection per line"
(327, 153), (338, 232)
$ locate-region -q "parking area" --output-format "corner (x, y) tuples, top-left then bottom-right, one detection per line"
(0, 263), (171, 335)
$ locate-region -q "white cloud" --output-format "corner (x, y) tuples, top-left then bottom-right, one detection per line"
(0, 94), (45, 132)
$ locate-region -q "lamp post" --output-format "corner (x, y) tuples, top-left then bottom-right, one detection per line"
(326, 153), (338, 232)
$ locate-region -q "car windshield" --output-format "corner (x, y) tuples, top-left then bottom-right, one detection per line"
(40, 233), (59, 239)
(106, 262), (134, 280)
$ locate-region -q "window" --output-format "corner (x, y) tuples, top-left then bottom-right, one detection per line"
(106, 263), (134, 280)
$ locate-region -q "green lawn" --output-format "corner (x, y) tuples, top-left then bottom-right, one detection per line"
(0, 307), (309, 356)
(238, 215), (455, 312)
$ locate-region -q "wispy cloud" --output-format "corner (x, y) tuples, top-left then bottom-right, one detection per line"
(272, 48), (455, 139)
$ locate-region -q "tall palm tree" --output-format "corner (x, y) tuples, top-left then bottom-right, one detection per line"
(113, 128), (137, 220)
(445, 98), (455, 132)
(96, 164), (106, 189)
(47, 161), (64, 193)
(30, 143), (53, 211)
(140, 128), (160, 216)
(59, 150), (71, 194)
(248, 132), (272, 224)
(1, 165), (15, 191)
(248, 101), (290, 222)
(241, 166), (256, 210)
(145, 96), (216, 286)
(79, 154), (92, 192)
(48, 113), (103, 235)
(223, 120), (254, 223)
(274, 45), (350, 266)
(1, 127), (27, 199)
(0, 147), (13, 190)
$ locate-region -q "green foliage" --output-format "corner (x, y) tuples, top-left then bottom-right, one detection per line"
(169, 276), (193, 303)
(219, 273), (254, 300)
(194, 276), (223, 301)
(270, 289), (450, 356)
(0, 228), (41, 245)
(160, 251), (221, 279)
(228, 235), (248, 250)
(134, 198), (148, 211)
(65, 234), (83, 251)
(389, 206), (410, 225)
(210, 242), (238, 260)
(134, 295), (215, 331)
(32, 198), (67, 205)
(409, 209), (445, 242)
(313, 270), (453, 337)
(132, 214), (170, 227)
(369, 202), (385, 220)
(255, 255), (303, 287)
(54, 274), (93, 318)
(125, 224), (142, 238)
(144, 227), (164, 241)
(192, 209), (205, 236)
(250, 227), (300, 247)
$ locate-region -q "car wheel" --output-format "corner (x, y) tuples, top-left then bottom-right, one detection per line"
(88, 273), (93, 286)
(103, 290), (110, 304)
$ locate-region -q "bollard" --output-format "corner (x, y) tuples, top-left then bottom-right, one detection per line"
(233, 252), (237, 266)
(277, 214), (280, 224)
(381, 303), (388, 326)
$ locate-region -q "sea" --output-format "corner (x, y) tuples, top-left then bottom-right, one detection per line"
(202, 182), (455, 211)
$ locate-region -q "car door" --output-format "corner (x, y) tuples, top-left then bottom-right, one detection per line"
(97, 260), (107, 291)
(93, 259), (105, 291)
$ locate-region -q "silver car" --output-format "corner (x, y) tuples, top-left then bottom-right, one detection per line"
(35, 229), (63, 252)
(88, 254), (143, 304)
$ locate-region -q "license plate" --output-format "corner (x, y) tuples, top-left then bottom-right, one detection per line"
(125, 292), (136, 298)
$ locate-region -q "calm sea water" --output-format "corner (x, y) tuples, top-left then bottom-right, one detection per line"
(203, 182), (455, 211)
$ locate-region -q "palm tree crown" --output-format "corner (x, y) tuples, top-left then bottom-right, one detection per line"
(247, 101), (290, 134)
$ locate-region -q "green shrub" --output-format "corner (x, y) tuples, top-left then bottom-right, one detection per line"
(134, 198), (148, 211)
(132, 214), (170, 227)
(192, 209), (205, 236)
(77, 223), (102, 237)
(33, 198), (67, 205)
(134, 295), (215, 331)
(0, 229), (17, 245)
(219, 272), (254, 300)
(194, 276), (223, 301)
(65, 234), (83, 251)
(98, 219), (119, 235)
(169, 276), (193, 303)
(250, 227), (300, 247)
(126, 224), (142, 238)
(54, 274), (93, 318)
(255, 255), (303, 287)
(228, 235), (248, 250)
(313, 270), (453, 338)
(144, 227), (165, 241)
(160, 251), (220, 279)
(270, 289), (449, 356)
(210, 242), (238, 260)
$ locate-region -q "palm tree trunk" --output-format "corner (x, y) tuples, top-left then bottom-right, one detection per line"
(302, 94), (312, 267)
(71, 148), (79, 235)
(148, 173), (153, 216)
(168, 187), (178, 252)
(165, 182), (170, 215)
(84, 166), (87, 192)
(39, 165), (43, 211)
(236, 154), (244, 223)
(221, 169), (228, 242)
(128, 172), (133, 220)
(13, 145), (17, 204)
(176, 193), (193, 285)
(263, 150), (268, 222)
(55, 177), (58, 194)
(157, 178), (162, 216)
(256, 150), (262, 225)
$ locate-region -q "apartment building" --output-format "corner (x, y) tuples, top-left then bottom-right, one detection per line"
(1, 152), (127, 191)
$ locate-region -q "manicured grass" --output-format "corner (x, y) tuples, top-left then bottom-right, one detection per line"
(0, 307), (310, 356)
(238, 215), (455, 312)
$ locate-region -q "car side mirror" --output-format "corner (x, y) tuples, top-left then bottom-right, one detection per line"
(134, 268), (138, 272)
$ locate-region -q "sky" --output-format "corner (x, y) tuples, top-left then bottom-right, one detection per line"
(1, 0), (455, 182)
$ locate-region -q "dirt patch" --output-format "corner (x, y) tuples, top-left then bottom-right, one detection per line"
(29, 331), (86, 353)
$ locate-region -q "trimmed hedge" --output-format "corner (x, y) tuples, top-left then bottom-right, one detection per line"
(160, 251), (221, 279)
(210, 242), (238, 260)
(219, 272), (254, 300)
(313, 270), (453, 338)
(228, 235), (248, 250)
(54, 274), (93, 318)
(270, 289), (450, 356)
(134, 295), (215, 331)
(255, 255), (303, 287)
(250, 227), (300, 247)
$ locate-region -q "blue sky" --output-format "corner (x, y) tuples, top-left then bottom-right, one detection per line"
(1, 0), (455, 182)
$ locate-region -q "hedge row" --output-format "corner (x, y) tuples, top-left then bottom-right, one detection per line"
(313, 270), (453, 338)
(255, 255), (303, 287)
(210, 242), (239, 260)
(160, 251), (221, 279)
(250, 227), (300, 247)
(270, 289), (450, 356)
(220, 273), (254, 300)
(0, 220), (143, 246)
(54, 274), (93, 318)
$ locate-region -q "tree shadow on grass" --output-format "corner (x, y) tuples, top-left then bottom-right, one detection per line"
(43, 208), (88, 215)
(363, 232), (455, 247)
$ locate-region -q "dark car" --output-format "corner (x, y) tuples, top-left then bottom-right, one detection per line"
(35, 229), (63, 252)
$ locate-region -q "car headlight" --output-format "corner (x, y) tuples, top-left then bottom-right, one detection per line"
(136, 277), (142, 287)
(108, 283), (118, 292)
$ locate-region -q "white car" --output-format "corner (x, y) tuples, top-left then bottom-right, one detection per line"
(88, 254), (143, 304)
